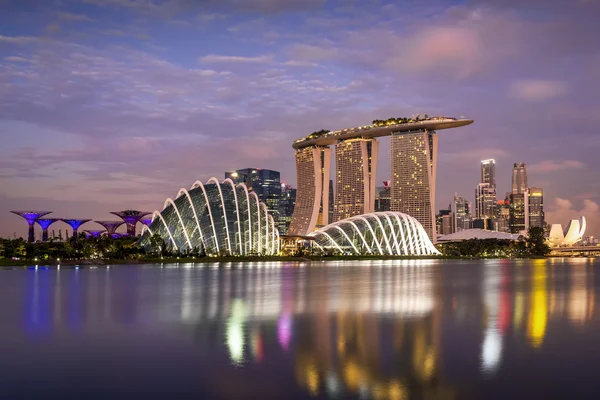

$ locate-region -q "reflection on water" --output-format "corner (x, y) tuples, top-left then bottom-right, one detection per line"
(1, 259), (600, 398)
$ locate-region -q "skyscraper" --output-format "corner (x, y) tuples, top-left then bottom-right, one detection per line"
(453, 194), (472, 231)
(374, 182), (391, 212)
(512, 162), (527, 194)
(390, 131), (438, 240)
(509, 193), (526, 234)
(525, 187), (545, 230)
(288, 146), (332, 235)
(278, 184), (296, 235)
(475, 183), (497, 219)
(481, 159), (496, 187)
(332, 138), (379, 222)
(225, 168), (282, 228)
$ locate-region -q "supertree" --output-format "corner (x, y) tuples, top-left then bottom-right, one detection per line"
(95, 220), (125, 238)
(61, 219), (91, 240)
(10, 211), (52, 242)
(36, 218), (60, 241)
(140, 217), (153, 227)
(84, 230), (105, 238)
(110, 210), (151, 237)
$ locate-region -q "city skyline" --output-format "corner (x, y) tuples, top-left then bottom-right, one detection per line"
(1, 0), (599, 238)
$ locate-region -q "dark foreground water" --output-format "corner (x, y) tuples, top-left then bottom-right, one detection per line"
(1, 259), (599, 399)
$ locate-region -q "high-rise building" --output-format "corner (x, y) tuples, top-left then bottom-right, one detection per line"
(390, 131), (438, 240)
(288, 146), (332, 235)
(525, 187), (545, 231)
(481, 159), (496, 187)
(374, 182), (391, 212)
(278, 184), (296, 235)
(333, 138), (379, 222)
(495, 197), (511, 233)
(509, 193), (526, 234)
(453, 194), (472, 231)
(436, 206), (455, 236)
(512, 162), (527, 194)
(475, 183), (497, 219)
(225, 168), (282, 228)
(289, 116), (473, 236)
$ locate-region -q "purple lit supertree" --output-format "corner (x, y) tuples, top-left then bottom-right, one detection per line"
(110, 210), (151, 237)
(140, 217), (153, 227)
(61, 219), (91, 240)
(84, 230), (105, 238)
(95, 220), (125, 237)
(36, 218), (60, 241)
(10, 211), (52, 242)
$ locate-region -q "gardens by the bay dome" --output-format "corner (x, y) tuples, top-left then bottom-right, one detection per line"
(138, 178), (279, 256)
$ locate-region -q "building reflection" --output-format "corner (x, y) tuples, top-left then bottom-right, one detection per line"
(11, 259), (599, 398)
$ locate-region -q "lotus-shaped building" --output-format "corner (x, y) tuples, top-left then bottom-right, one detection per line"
(547, 216), (586, 247)
(138, 178), (279, 255)
(308, 211), (440, 256)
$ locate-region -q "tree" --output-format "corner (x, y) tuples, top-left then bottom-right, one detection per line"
(526, 226), (551, 256)
(149, 234), (164, 256)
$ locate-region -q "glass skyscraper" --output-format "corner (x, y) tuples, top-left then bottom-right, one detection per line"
(278, 184), (296, 235)
(512, 162), (527, 194)
(481, 159), (496, 187)
(525, 187), (545, 230)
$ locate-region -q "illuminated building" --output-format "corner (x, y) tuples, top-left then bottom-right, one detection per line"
(110, 210), (150, 237)
(138, 178), (279, 255)
(95, 220), (125, 237)
(278, 184), (296, 235)
(60, 219), (91, 240)
(288, 146), (332, 235)
(225, 168), (282, 229)
(509, 193), (526, 234)
(36, 218), (60, 241)
(436, 207), (455, 236)
(390, 130), (438, 240)
(10, 211), (52, 242)
(290, 116), (473, 236)
(481, 159), (496, 187)
(333, 138), (379, 222)
(525, 187), (545, 230)
(374, 182), (391, 212)
(453, 194), (472, 231)
(547, 217), (586, 246)
(308, 211), (439, 256)
(475, 183), (496, 222)
(512, 162), (527, 194)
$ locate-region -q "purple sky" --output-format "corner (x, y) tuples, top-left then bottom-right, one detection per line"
(1, 0), (599, 238)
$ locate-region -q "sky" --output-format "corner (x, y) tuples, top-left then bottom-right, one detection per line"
(0, 0), (599, 238)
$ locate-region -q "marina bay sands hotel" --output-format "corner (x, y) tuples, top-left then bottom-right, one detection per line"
(288, 115), (474, 240)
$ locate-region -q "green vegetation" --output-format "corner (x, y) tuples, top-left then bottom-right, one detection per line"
(306, 129), (330, 140)
(525, 226), (551, 256)
(372, 117), (412, 126)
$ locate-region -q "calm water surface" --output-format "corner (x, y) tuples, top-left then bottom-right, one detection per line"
(1, 259), (600, 399)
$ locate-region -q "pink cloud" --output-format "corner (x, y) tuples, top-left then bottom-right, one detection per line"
(528, 160), (584, 173)
(509, 79), (569, 101)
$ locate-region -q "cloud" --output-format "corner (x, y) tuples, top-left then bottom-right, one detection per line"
(509, 79), (569, 101)
(199, 54), (273, 64)
(57, 12), (91, 21)
(528, 160), (585, 173)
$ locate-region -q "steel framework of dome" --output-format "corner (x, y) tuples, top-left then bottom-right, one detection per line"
(138, 178), (279, 255)
(308, 211), (440, 256)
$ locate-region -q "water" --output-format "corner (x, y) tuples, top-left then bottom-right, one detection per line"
(0, 259), (599, 399)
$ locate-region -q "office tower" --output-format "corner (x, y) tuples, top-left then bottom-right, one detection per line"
(436, 206), (455, 235)
(225, 168), (282, 228)
(481, 159), (496, 187)
(390, 131), (438, 240)
(374, 182), (391, 212)
(512, 162), (527, 194)
(509, 193), (526, 234)
(288, 146), (332, 235)
(278, 184), (296, 235)
(475, 183), (497, 219)
(328, 179), (334, 220)
(496, 198), (511, 233)
(525, 187), (545, 230)
(453, 194), (472, 231)
(333, 138), (379, 222)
